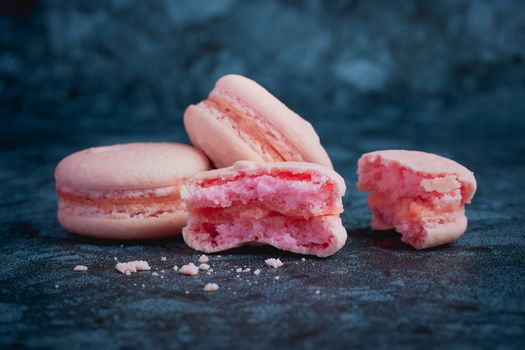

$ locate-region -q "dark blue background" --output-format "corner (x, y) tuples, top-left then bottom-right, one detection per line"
(1, 1), (524, 349)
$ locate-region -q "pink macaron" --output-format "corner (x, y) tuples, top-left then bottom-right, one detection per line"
(181, 160), (347, 257)
(55, 143), (211, 239)
(357, 150), (477, 249)
(184, 74), (333, 169)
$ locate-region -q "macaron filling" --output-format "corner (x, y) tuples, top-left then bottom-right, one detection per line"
(197, 88), (305, 163)
(57, 185), (184, 219)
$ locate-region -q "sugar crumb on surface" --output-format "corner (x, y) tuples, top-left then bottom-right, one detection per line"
(73, 265), (88, 272)
(115, 260), (151, 275)
(253, 269), (261, 275)
(199, 263), (210, 271)
(236, 267), (242, 273)
(203, 283), (219, 292)
(198, 254), (209, 263)
(173, 265), (179, 271)
(265, 258), (284, 268)
(161, 256), (167, 261)
(179, 263), (199, 276)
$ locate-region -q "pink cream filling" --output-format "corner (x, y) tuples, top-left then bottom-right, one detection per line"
(198, 88), (304, 162)
(57, 185), (185, 219)
(358, 159), (468, 247)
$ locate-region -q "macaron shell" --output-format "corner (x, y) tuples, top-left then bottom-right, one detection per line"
(184, 105), (265, 168)
(58, 209), (188, 240)
(55, 143), (211, 191)
(215, 75), (333, 168)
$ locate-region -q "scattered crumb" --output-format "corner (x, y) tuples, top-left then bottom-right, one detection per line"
(185, 290), (189, 294)
(198, 254), (209, 263)
(113, 257), (118, 261)
(315, 290), (320, 295)
(152, 272), (159, 277)
(236, 267), (242, 273)
(161, 256), (167, 262)
(173, 265), (179, 271)
(243, 268), (251, 272)
(275, 276), (280, 280)
(253, 269), (261, 276)
(160, 276), (164, 279)
(120, 244), (124, 248)
(125, 271), (131, 276)
(160, 270), (165, 273)
(141, 284), (145, 288)
(115, 260), (151, 275)
(301, 258), (306, 262)
(179, 263), (199, 276)
(199, 263), (210, 271)
(203, 283), (219, 292)
(54, 284), (59, 288)
(236, 275), (240, 278)
(209, 268), (214, 272)
(216, 255), (222, 258)
(73, 265), (88, 272)
(265, 258), (284, 268)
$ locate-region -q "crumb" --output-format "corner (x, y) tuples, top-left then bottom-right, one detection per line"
(275, 276), (280, 280)
(243, 268), (251, 272)
(209, 268), (214, 272)
(199, 263), (210, 271)
(54, 284), (59, 288)
(173, 265), (179, 271)
(185, 290), (189, 294)
(315, 290), (320, 295)
(216, 255), (222, 258)
(198, 254), (209, 263)
(120, 244), (124, 248)
(160, 270), (165, 273)
(125, 271), (131, 276)
(203, 283), (219, 292)
(179, 263), (199, 276)
(133, 283), (137, 286)
(141, 284), (145, 288)
(254, 281), (258, 284)
(160, 275), (164, 279)
(253, 269), (261, 276)
(115, 260), (151, 274)
(301, 258), (306, 262)
(152, 272), (159, 277)
(265, 258), (284, 268)
(161, 256), (167, 261)
(236, 267), (242, 273)
(73, 265), (88, 272)
(113, 257), (118, 261)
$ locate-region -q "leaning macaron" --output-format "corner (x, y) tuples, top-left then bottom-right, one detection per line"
(55, 143), (211, 239)
(184, 74), (333, 169)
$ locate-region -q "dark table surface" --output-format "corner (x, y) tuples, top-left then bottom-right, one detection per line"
(2, 1), (525, 349)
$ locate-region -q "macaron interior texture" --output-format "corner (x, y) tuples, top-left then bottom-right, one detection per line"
(55, 143), (211, 239)
(357, 150), (477, 249)
(181, 161), (347, 257)
(184, 74), (333, 169)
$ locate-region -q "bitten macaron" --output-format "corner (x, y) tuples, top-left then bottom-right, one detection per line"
(184, 74), (333, 169)
(55, 143), (211, 239)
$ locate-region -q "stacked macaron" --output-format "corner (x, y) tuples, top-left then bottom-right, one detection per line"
(55, 74), (477, 254)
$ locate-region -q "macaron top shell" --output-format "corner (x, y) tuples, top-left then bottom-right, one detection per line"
(358, 150), (477, 202)
(55, 143), (210, 191)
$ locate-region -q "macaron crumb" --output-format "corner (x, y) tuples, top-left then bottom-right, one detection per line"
(265, 258), (284, 269)
(203, 283), (219, 292)
(73, 265), (88, 272)
(275, 276), (280, 280)
(173, 265), (179, 271)
(115, 260), (151, 275)
(152, 272), (159, 277)
(243, 268), (251, 272)
(179, 263), (199, 276)
(198, 254), (209, 263)
(236, 267), (242, 273)
(199, 263), (210, 271)
(161, 256), (167, 262)
(253, 269), (261, 276)
(301, 258), (306, 262)
(315, 290), (321, 295)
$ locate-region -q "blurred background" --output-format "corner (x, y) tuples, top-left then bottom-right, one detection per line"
(2, 0), (524, 162)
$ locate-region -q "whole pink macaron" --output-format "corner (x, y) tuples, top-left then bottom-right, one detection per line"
(55, 143), (211, 240)
(184, 74), (333, 169)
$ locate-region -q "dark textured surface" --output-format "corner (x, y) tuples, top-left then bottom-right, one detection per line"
(1, 1), (525, 349)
